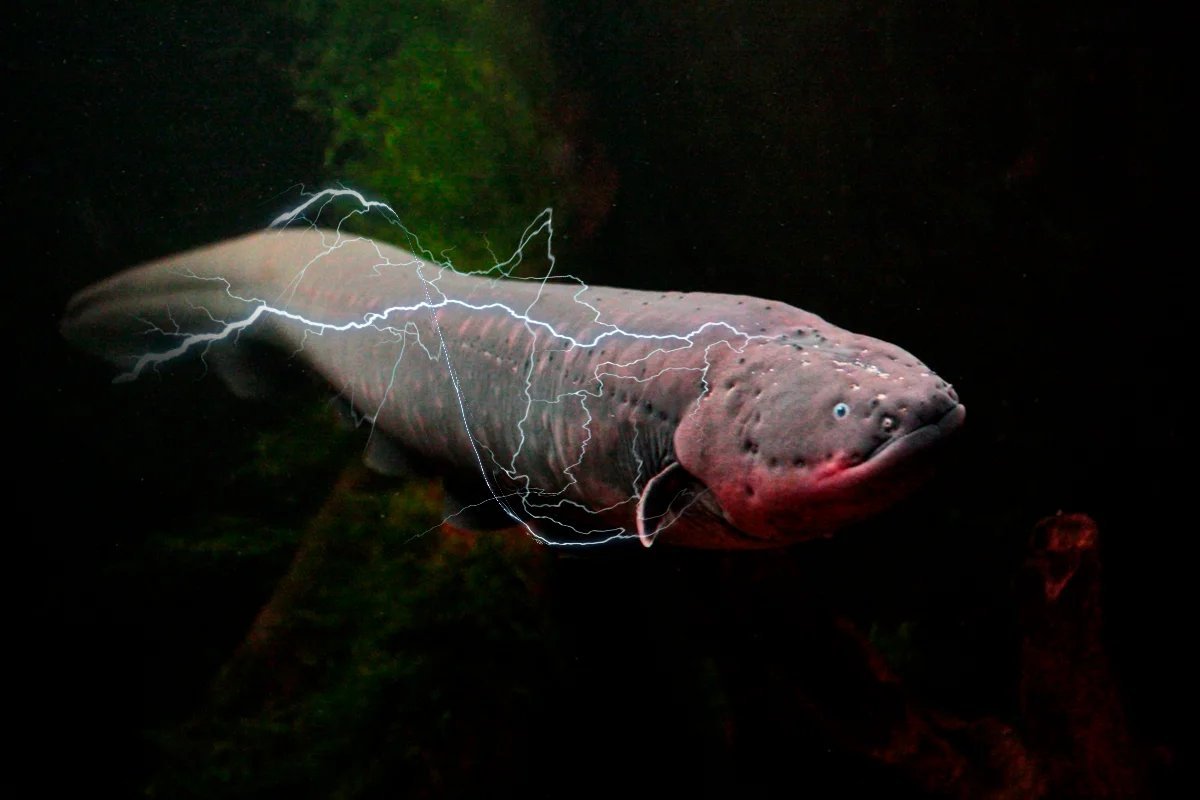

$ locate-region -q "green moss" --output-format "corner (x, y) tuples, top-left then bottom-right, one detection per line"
(141, 7), (581, 793)
(286, 0), (565, 265)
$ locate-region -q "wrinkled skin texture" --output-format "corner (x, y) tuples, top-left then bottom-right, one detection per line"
(63, 230), (963, 548)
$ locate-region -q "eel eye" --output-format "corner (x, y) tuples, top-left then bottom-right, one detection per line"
(833, 402), (850, 419)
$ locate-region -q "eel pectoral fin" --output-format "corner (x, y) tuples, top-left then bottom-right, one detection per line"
(362, 432), (422, 478)
(442, 474), (520, 531)
(636, 462), (702, 548)
(208, 340), (304, 401)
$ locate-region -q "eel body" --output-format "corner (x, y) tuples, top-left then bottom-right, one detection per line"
(62, 229), (964, 548)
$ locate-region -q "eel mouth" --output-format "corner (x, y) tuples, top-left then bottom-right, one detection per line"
(814, 402), (966, 495)
(697, 403), (966, 545)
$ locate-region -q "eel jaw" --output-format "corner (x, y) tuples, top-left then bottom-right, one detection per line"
(815, 402), (966, 495)
(720, 403), (966, 543)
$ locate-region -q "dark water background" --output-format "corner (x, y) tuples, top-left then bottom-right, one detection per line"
(7, 1), (1185, 796)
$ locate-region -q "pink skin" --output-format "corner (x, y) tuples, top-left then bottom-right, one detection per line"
(675, 332), (964, 544)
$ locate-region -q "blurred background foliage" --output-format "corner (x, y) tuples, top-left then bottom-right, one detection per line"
(284, 0), (573, 265)
(41, 4), (600, 794)
(147, 479), (559, 798)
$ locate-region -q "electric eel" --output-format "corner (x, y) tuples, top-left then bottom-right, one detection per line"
(62, 228), (964, 548)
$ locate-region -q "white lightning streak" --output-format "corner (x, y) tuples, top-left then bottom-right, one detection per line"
(120, 188), (774, 546)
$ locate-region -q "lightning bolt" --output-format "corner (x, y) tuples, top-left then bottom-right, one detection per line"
(121, 187), (776, 546)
